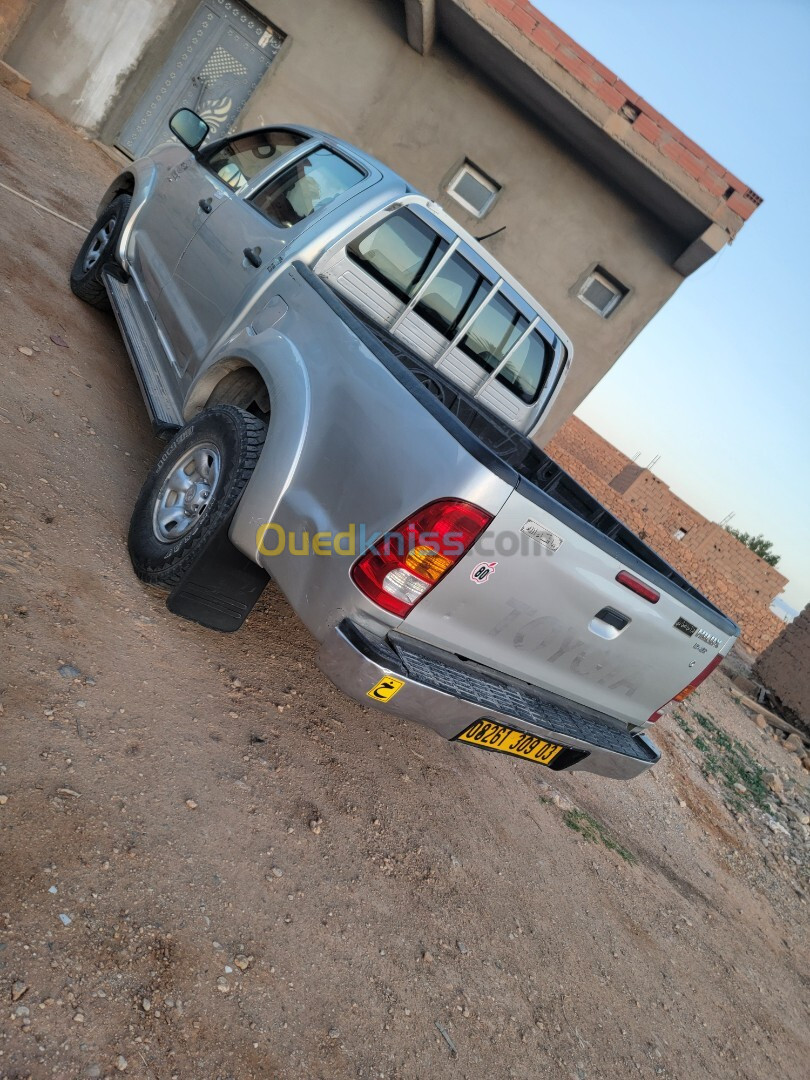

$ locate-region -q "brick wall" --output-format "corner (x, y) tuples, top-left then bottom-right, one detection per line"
(615, 470), (788, 603)
(755, 605), (810, 724)
(687, 521), (788, 602)
(545, 418), (788, 655)
(546, 415), (632, 484)
(615, 470), (706, 538)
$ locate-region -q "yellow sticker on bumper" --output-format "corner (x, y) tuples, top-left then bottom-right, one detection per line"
(367, 675), (405, 703)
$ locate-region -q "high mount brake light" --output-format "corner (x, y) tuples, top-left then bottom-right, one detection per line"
(350, 499), (492, 617)
(648, 652), (724, 722)
(615, 570), (660, 604)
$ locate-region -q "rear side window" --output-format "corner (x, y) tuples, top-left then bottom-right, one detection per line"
(205, 130), (309, 191)
(251, 147), (365, 227)
(347, 210), (449, 303)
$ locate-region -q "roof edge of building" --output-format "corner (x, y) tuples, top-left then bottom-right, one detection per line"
(407, 0), (762, 248)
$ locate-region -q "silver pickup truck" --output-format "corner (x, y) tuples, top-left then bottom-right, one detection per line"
(70, 108), (737, 780)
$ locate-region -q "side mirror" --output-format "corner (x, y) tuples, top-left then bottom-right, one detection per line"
(169, 108), (210, 152)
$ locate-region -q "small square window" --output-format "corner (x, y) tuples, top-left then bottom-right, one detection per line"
(446, 160), (501, 218)
(577, 267), (627, 317)
(673, 528), (688, 540)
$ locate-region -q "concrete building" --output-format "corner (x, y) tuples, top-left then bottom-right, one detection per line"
(2, 0), (762, 438)
(546, 416), (788, 655)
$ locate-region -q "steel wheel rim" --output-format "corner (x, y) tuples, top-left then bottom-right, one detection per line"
(82, 218), (116, 272)
(152, 442), (221, 543)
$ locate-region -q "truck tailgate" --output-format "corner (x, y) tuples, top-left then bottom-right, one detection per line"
(399, 485), (735, 729)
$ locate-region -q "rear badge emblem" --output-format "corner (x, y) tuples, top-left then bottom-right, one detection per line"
(674, 617), (720, 649)
(471, 561), (498, 584)
(521, 519), (563, 552)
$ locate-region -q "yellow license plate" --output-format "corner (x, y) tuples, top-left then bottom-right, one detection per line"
(457, 718), (565, 766)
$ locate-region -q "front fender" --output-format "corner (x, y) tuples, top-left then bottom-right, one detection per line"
(187, 327), (312, 564)
(101, 162), (159, 275)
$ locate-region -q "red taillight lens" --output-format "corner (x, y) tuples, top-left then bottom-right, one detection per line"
(350, 499), (492, 617)
(648, 652), (724, 722)
(616, 570), (660, 604)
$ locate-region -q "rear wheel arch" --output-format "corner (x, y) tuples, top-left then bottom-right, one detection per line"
(186, 360), (271, 422)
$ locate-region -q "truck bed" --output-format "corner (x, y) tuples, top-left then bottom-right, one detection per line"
(298, 263), (736, 640)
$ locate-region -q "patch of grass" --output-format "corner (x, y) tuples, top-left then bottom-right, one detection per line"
(687, 710), (771, 813)
(563, 808), (636, 863)
(675, 712), (694, 736)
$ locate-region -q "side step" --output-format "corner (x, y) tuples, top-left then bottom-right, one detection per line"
(166, 511), (269, 633)
(102, 268), (184, 434)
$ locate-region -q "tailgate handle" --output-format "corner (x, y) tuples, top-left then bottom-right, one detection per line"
(589, 607), (630, 640)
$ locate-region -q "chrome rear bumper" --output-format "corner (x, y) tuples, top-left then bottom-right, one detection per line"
(317, 620), (660, 780)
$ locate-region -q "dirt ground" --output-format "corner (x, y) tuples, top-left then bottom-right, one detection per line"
(0, 87), (808, 1080)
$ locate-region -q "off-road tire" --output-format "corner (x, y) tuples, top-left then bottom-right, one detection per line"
(70, 193), (131, 310)
(128, 405), (267, 590)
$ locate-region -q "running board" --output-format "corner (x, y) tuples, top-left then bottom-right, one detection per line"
(102, 268), (184, 435)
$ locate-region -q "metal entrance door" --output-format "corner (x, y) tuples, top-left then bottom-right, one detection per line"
(117, 0), (285, 158)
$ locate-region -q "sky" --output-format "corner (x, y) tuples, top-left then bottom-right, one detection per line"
(533, 0), (810, 611)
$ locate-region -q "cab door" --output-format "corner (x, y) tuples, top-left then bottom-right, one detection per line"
(130, 127), (311, 371)
(167, 142), (372, 379)
(127, 153), (225, 370)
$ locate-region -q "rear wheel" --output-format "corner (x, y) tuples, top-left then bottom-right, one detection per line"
(128, 405), (267, 589)
(70, 193), (131, 310)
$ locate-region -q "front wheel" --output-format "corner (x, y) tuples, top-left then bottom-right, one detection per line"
(70, 193), (131, 310)
(128, 405), (267, 590)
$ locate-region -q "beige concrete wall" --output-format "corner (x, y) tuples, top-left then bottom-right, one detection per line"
(5, 0), (173, 132)
(755, 605), (810, 725)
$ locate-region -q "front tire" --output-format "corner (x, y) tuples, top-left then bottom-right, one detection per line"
(128, 405), (267, 590)
(70, 193), (131, 310)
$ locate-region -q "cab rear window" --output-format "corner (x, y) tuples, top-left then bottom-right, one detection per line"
(459, 295), (552, 403)
(347, 210), (449, 303)
(347, 208), (553, 403)
(414, 252), (489, 338)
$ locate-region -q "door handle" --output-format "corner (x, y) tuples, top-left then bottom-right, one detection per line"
(588, 607), (630, 640)
(198, 197), (213, 214)
(243, 246), (262, 268)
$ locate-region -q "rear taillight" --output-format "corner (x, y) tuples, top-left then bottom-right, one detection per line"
(351, 499), (492, 617)
(648, 652), (724, 722)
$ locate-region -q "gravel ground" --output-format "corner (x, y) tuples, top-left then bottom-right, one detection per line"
(0, 86), (808, 1080)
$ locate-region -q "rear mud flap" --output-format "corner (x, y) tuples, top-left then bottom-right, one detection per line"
(166, 514), (268, 633)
